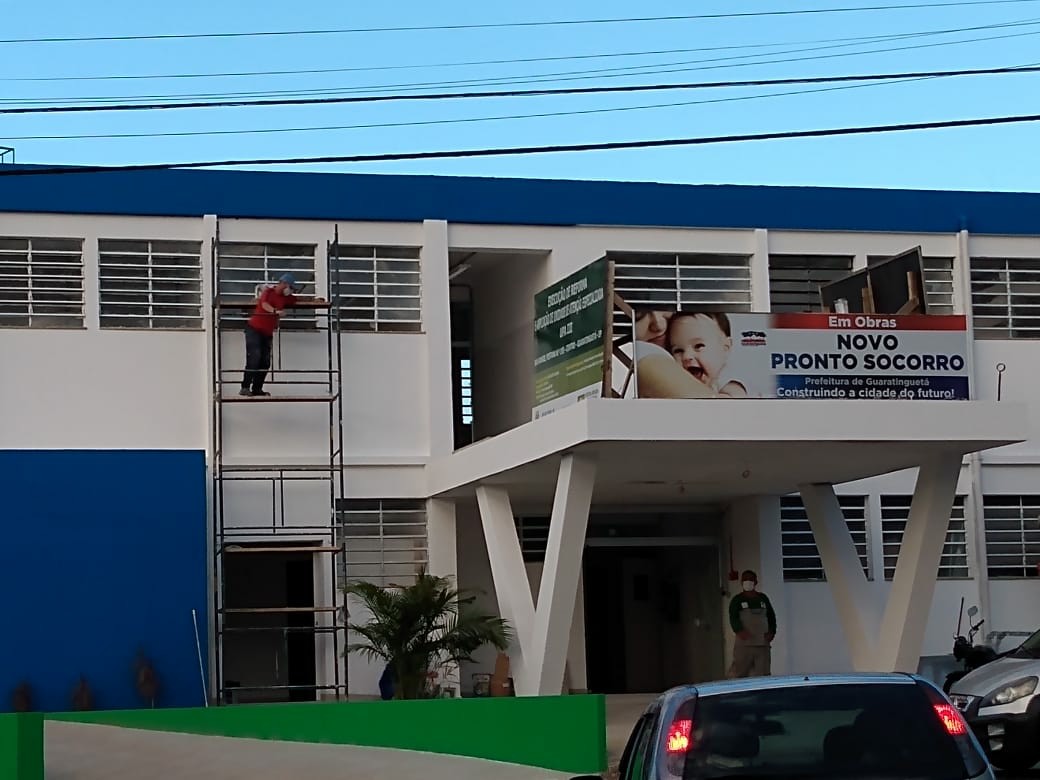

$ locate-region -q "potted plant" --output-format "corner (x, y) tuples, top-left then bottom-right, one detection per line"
(343, 569), (511, 700)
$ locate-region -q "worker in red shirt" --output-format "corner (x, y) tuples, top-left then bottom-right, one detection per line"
(240, 273), (319, 397)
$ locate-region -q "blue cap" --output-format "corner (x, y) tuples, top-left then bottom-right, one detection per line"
(278, 273), (301, 292)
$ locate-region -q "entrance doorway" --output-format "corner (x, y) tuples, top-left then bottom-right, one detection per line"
(222, 549), (318, 703)
(583, 543), (724, 694)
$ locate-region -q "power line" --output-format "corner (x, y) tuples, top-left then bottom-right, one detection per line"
(4, 64), (1038, 116)
(2, 0), (1038, 44)
(3, 16), (1034, 82)
(1, 76), (937, 142)
(3, 113), (1039, 175)
(8, 25), (1040, 107)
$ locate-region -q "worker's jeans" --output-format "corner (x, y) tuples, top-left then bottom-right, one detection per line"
(242, 324), (273, 394)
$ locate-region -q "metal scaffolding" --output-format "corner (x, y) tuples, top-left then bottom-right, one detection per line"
(210, 223), (347, 704)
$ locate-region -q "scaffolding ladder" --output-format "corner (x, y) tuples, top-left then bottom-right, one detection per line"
(209, 224), (347, 705)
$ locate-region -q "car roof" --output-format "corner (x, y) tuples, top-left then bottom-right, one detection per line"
(657, 672), (920, 703)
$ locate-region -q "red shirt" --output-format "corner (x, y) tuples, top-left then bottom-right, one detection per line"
(247, 286), (296, 336)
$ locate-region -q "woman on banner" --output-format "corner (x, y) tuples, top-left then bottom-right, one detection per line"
(630, 308), (717, 399)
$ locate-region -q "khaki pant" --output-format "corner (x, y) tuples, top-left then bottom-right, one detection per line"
(729, 643), (771, 678)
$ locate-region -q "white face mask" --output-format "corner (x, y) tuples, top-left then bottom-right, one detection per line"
(742, 581), (755, 592)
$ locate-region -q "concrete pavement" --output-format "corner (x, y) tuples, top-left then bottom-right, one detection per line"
(44, 721), (576, 780)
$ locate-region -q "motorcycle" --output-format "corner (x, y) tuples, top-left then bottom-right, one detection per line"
(942, 599), (999, 693)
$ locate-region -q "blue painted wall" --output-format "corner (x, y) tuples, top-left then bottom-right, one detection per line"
(0, 164), (1038, 235)
(0, 450), (209, 713)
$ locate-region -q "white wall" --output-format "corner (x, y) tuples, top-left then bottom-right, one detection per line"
(468, 252), (548, 439)
(2, 329), (208, 449)
(217, 331), (430, 464)
(0, 212), (210, 450)
(973, 341), (1040, 459)
(988, 581), (1040, 648)
(780, 581), (982, 674)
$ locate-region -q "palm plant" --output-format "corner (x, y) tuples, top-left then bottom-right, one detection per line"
(343, 569), (511, 700)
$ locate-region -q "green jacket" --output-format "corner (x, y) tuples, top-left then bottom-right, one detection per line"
(729, 591), (777, 646)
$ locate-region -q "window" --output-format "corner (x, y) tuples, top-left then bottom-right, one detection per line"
(970, 257), (1040, 339)
(450, 285), (474, 449)
(515, 516), (550, 562)
(453, 351), (474, 449)
(0, 237), (84, 328)
(780, 495), (870, 581)
(620, 712), (659, 780)
(98, 239), (202, 329)
(331, 244), (422, 332)
(336, 499), (428, 585)
(681, 683), (979, 780)
(982, 495), (1040, 578)
(217, 242), (317, 329)
(608, 252), (752, 332)
(459, 359), (472, 424)
(880, 495), (968, 579)
(867, 255), (957, 315)
(768, 255), (853, 312)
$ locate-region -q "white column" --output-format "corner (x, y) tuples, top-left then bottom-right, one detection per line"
(475, 485), (535, 693)
(313, 551), (337, 698)
(875, 454), (962, 672)
(427, 498), (459, 694)
(530, 453), (597, 694)
(201, 213), (218, 702)
(755, 496), (789, 674)
(475, 453), (597, 696)
(427, 498), (458, 578)
(955, 227), (993, 625)
(799, 483), (875, 670)
(421, 219), (455, 456)
(750, 229), (771, 311)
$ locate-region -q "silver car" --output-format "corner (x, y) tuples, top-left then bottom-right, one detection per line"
(581, 673), (995, 780)
(949, 628), (1040, 773)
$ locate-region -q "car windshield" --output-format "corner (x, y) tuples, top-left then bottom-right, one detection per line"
(1011, 628), (1040, 658)
(681, 682), (971, 780)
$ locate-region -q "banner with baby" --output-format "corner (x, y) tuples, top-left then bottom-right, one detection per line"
(532, 256), (971, 418)
(627, 309), (970, 401)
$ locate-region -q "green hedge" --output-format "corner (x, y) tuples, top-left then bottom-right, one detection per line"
(52, 695), (607, 774)
(0, 713), (44, 780)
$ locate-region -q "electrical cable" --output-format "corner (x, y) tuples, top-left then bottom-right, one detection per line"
(3, 63), (1038, 116)
(0, 76), (937, 141)
(3, 113), (1039, 175)
(8, 24), (1040, 105)
(2, 0), (1039, 44)
(4, 16), (1036, 82)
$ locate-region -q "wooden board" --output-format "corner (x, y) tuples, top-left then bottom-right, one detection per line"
(223, 546), (341, 554)
(221, 606), (338, 614)
(220, 394), (338, 403)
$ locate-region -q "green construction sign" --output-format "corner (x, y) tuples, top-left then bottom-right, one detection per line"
(533, 258), (609, 419)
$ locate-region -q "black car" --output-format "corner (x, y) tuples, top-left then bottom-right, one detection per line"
(581, 672), (994, 780)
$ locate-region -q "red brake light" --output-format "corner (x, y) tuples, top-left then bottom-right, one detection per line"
(666, 718), (693, 754)
(934, 703), (968, 736)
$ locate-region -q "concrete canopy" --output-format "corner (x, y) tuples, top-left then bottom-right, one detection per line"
(434, 398), (1027, 695)
(428, 398), (1027, 506)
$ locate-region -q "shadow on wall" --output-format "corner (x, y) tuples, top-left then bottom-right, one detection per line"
(0, 450), (209, 713)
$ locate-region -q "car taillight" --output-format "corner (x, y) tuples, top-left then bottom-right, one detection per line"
(666, 718), (693, 754)
(934, 703), (968, 736)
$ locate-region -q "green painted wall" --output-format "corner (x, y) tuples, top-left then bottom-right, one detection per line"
(0, 713), (44, 780)
(52, 695), (607, 774)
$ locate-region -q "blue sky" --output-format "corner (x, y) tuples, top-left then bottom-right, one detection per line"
(2, 0), (1039, 190)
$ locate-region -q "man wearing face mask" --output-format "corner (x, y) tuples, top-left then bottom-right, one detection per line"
(728, 569), (777, 678)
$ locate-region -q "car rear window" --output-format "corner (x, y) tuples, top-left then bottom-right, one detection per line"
(682, 682), (972, 780)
